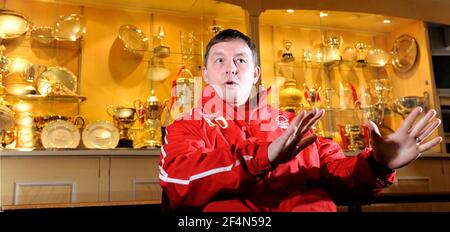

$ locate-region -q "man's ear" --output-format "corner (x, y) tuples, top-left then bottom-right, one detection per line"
(202, 66), (209, 84)
(253, 66), (261, 84)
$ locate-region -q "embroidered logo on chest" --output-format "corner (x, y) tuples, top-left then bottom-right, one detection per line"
(275, 115), (289, 129)
(204, 116), (228, 129)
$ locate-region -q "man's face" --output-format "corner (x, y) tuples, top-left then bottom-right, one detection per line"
(202, 39), (260, 106)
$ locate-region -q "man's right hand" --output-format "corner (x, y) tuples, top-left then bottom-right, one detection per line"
(268, 108), (325, 165)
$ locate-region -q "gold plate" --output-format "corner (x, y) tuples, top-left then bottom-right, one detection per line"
(53, 14), (86, 41)
(391, 34), (418, 72)
(118, 24), (149, 53)
(41, 120), (80, 149)
(82, 121), (119, 149)
(38, 66), (77, 95)
(0, 10), (30, 39)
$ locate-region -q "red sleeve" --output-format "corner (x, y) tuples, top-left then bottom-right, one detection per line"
(159, 118), (273, 210)
(317, 137), (396, 204)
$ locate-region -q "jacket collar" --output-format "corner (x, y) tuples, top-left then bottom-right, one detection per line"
(198, 85), (273, 123)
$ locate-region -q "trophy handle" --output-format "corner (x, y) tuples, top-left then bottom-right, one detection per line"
(134, 98), (145, 124)
(162, 98), (171, 126)
(106, 105), (116, 117)
(347, 83), (360, 109)
(391, 100), (401, 114)
(315, 84), (321, 102)
(337, 124), (349, 150)
(0, 130), (5, 148)
(391, 100), (407, 119)
(72, 115), (85, 129)
(303, 83), (311, 104)
(133, 98), (142, 111)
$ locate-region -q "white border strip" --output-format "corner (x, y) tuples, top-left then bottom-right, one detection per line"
(159, 164), (233, 185)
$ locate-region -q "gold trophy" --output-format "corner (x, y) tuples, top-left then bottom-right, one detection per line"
(279, 80), (302, 113)
(0, 45), (9, 94)
(107, 105), (136, 148)
(34, 115), (85, 130)
(392, 92), (429, 119)
(281, 40), (295, 63)
(338, 124), (369, 151)
(133, 94), (166, 148)
(369, 78), (392, 125)
(0, 101), (15, 148)
(321, 32), (343, 65)
(304, 83), (321, 108)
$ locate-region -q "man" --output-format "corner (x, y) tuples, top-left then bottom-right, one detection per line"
(159, 29), (442, 212)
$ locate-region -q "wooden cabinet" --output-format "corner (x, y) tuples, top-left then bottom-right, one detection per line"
(0, 149), (160, 210)
(1, 156), (100, 205)
(109, 156), (160, 201)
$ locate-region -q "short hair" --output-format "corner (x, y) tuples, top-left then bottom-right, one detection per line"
(204, 29), (258, 67)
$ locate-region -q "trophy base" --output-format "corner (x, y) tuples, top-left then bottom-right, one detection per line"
(134, 140), (161, 149)
(117, 139), (133, 148)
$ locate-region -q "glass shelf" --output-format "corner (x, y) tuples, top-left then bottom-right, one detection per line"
(122, 47), (203, 64)
(1, 94), (87, 104)
(2, 34), (83, 50)
(274, 60), (393, 71)
(127, 49), (202, 57)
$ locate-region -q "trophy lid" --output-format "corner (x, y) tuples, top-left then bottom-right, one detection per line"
(283, 79), (297, 87)
(147, 90), (161, 106)
(179, 66), (194, 78)
(145, 90), (163, 120)
(147, 95), (161, 106)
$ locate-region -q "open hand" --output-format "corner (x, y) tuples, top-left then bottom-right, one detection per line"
(367, 107), (442, 169)
(268, 108), (325, 165)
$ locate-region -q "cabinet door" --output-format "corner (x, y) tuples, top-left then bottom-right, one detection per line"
(109, 156), (160, 201)
(1, 156), (101, 206)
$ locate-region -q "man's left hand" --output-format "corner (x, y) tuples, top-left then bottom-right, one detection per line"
(367, 107), (442, 169)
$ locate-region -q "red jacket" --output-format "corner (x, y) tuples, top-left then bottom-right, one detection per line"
(159, 86), (395, 211)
